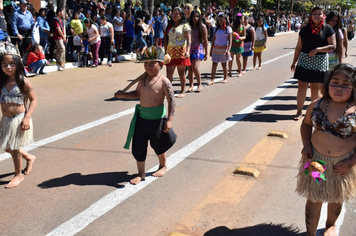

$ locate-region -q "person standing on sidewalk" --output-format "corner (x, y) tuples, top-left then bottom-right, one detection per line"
(84, 18), (101, 67)
(53, 7), (66, 71)
(12, 0), (34, 60)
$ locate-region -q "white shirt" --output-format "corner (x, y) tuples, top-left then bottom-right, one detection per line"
(113, 16), (123, 31)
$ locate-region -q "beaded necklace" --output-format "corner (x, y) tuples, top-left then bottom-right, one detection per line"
(310, 17), (324, 35)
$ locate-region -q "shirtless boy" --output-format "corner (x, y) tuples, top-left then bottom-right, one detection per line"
(115, 46), (177, 185)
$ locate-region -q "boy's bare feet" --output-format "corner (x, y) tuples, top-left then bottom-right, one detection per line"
(207, 80), (215, 86)
(258, 66), (262, 70)
(187, 87), (193, 92)
(5, 174), (24, 189)
(222, 79), (227, 84)
(152, 166), (167, 177)
(177, 93), (185, 98)
(241, 70), (246, 74)
(251, 67), (256, 71)
(196, 85), (202, 92)
(237, 73), (242, 77)
(24, 155), (36, 175)
(130, 174), (145, 185)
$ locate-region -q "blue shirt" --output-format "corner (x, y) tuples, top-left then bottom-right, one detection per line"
(12, 9), (34, 35)
(125, 20), (135, 37)
(37, 16), (50, 38)
(82, 40), (89, 53)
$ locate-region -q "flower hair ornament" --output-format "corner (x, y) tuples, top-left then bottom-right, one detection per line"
(303, 160), (326, 185)
(0, 39), (21, 57)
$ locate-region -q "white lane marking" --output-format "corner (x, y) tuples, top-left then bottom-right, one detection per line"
(0, 107), (135, 162)
(46, 79), (295, 235)
(0, 51), (295, 161)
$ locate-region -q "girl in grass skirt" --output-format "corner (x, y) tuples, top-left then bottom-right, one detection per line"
(297, 63), (356, 235)
(0, 41), (37, 189)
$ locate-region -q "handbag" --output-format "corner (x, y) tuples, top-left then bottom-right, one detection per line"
(73, 35), (82, 46)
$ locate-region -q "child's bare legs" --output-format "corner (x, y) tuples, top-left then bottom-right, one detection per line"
(130, 161), (145, 185)
(305, 199), (323, 236)
(242, 56), (248, 73)
(5, 149), (24, 189)
(208, 62), (218, 85)
(295, 80), (308, 120)
(236, 53), (242, 76)
(221, 62), (228, 83)
(177, 65), (186, 98)
(188, 66), (194, 92)
(192, 59), (202, 92)
(228, 52), (235, 77)
(166, 65), (176, 83)
(324, 202), (342, 236)
(257, 52), (262, 69)
(252, 53), (257, 70)
(152, 153), (167, 177)
(20, 148), (36, 175)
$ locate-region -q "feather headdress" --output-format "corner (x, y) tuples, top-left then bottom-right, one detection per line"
(0, 39), (21, 57)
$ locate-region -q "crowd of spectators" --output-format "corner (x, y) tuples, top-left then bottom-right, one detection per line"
(0, 0), (355, 75)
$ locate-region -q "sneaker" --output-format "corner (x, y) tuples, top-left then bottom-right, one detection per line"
(57, 65), (64, 71)
(108, 62), (112, 67)
(91, 65), (97, 68)
(39, 71), (47, 75)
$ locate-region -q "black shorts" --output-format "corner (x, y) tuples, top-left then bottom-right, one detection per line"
(132, 116), (177, 162)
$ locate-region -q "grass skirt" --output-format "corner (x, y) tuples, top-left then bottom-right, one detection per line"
(296, 147), (356, 203)
(0, 113), (33, 150)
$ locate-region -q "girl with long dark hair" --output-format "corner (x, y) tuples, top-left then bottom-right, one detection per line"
(187, 9), (208, 92)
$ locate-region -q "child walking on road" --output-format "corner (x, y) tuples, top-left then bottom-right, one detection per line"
(208, 13), (232, 85)
(0, 42), (37, 189)
(252, 16), (267, 70)
(296, 63), (356, 236)
(115, 46), (177, 185)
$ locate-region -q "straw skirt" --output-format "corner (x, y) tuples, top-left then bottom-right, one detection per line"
(0, 113), (33, 150)
(296, 148), (356, 203)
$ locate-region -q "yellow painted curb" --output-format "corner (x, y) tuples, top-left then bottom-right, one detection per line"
(168, 232), (191, 236)
(233, 166), (260, 178)
(267, 131), (288, 139)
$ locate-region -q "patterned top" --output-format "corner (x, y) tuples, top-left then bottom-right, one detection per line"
(311, 99), (356, 139)
(0, 84), (25, 105)
(167, 23), (191, 60)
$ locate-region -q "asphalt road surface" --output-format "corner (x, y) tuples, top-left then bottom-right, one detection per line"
(1, 32), (356, 236)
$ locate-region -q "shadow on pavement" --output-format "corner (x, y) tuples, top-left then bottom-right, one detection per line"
(204, 223), (304, 236)
(0, 172), (15, 186)
(104, 97), (140, 102)
(37, 171), (131, 189)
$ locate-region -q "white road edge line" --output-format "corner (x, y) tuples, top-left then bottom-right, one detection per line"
(46, 79), (296, 236)
(0, 107), (135, 162)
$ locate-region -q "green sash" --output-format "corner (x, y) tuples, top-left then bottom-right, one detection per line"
(124, 104), (166, 149)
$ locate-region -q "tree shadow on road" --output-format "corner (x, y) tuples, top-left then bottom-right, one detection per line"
(204, 223), (304, 236)
(37, 171), (132, 189)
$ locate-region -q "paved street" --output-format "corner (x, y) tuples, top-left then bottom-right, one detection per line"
(1, 32), (356, 236)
